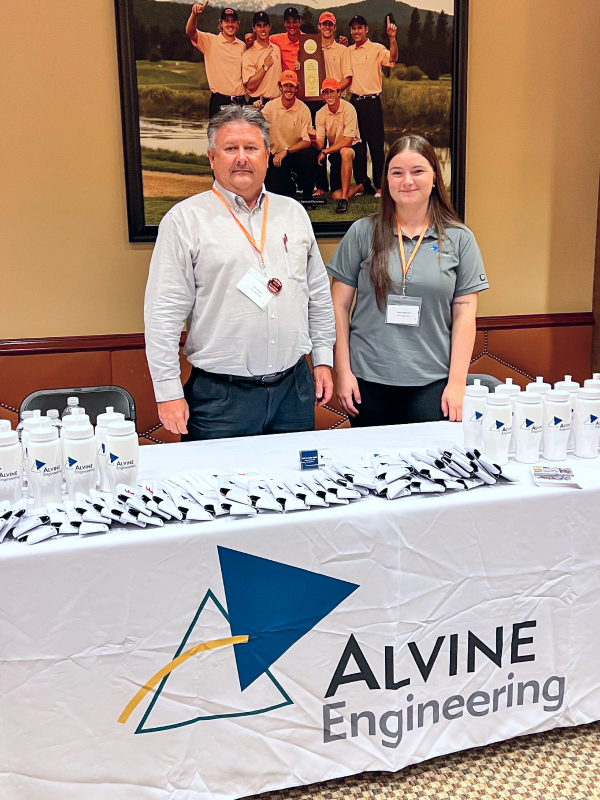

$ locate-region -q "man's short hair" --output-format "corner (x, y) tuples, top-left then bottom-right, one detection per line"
(207, 104), (270, 152)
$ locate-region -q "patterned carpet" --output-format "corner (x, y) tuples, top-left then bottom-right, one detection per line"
(247, 722), (600, 799)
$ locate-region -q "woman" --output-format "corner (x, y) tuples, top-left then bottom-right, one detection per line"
(327, 133), (488, 426)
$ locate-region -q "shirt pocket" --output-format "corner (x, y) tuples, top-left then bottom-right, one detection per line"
(281, 240), (308, 281)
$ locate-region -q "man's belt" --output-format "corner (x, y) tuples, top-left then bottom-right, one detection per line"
(211, 92), (246, 101)
(195, 359), (301, 387)
(352, 93), (381, 101)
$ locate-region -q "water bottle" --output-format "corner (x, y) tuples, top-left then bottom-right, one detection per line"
(16, 409), (33, 442)
(22, 416), (43, 497)
(542, 389), (571, 461)
(96, 408), (125, 492)
(554, 375), (580, 450)
(584, 377), (600, 391)
(526, 376), (551, 399)
(514, 392), (543, 464)
(62, 396), (83, 419)
(105, 421), (139, 494)
(482, 393), (512, 466)
(494, 379), (521, 455)
(0, 431), (23, 504)
(46, 409), (62, 432)
(462, 379), (488, 451)
(573, 387), (600, 458)
(63, 423), (97, 500)
(27, 426), (63, 506)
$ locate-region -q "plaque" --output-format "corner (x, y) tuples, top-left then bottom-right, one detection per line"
(297, 33), (326, 102)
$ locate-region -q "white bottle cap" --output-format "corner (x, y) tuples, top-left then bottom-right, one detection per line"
(21, 410), (33, 420)
(545, 389), (569, 403)
(30, 426), (59, 443)
(518, 392), (542, 404)
(465, 379), (489, 397)
(527, 378), (551, 392)
(555, 375), (580, 391)
(62, 414), (91, 427)
(23, 417), (43, 431)
(583, 379), (600, 390)
(486, 393), (511, 406)
(594, 374), (600, 380)
(71, 407), (85, 416)
(96, 408), (125, 426)
(578, 387), (600, 401)
(495, 382), (520, 396)
(46, 409), (59, 420)
(67, 397), (79, 407)
(64, 424), (95, 440)
(0, 420), (11, 433)
(32, 409), (42, 417)
(107, 420), (136, 436)
(0, 431), (19, 446)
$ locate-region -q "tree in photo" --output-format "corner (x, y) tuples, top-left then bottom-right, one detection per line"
(435, 11), (450, 76)
(406, 8), (421, 66)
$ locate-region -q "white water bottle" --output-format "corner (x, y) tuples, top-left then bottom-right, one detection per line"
(62, 396), (81, 419)
(0, 431), (23, 504)
(542, 389), (571, 461)
(22, 416), (43, 497)
(526, 376), (551, 399)
(482, 393), (512, 465)
(573, 388), (600, 458)
(16, 409), (33, 442)
(96, 408), (125, 492)
(105, 421), (139, 494)
(462, 379), (488, 450)
(60, 409), (89, 438)
(27, 426), (63, 506)
(584, 377), (600, 391)
(514, 392), (544, 464)
(554, 375), (579, 450)
(63, 424), (97, 500)
(495, 379), (521, 454)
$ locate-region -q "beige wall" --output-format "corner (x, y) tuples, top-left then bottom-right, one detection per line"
(1, 0), (599, 338)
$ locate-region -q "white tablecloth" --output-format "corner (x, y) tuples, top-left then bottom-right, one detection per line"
(1, 422), (600, 800)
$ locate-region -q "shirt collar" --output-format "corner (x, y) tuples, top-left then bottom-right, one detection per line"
(393, 225), (436, 239)
(213, 179), (266, 213)
(326, 102), (343, 115)
(278, 97), (298, 112)
(217, 32), (240, 45)
(354, 38), (369, 50)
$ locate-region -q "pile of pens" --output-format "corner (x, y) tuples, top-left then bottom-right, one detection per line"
(0, 444), (519, 546)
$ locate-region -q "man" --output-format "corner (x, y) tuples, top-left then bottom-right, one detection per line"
(347, 14), (398, 194)
(318, 12), (352, 95)
(262, 71), (317, 201)
(144, 105), (335, 440)
(185, 2), (246, 118)
(242, 12), (282, 104)
(313, 78), (373, 214)
(267, 7), (302, 73)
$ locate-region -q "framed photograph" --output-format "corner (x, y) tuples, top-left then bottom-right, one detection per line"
(115, 0), (468, 242)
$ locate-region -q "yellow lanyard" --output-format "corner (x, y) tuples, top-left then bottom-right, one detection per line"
(396, 219), (428, 296)
(212, 187), (269, 270)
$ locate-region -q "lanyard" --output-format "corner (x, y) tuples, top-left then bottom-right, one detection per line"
(212, 187), (269, 272)
(396, 219), (428, 296)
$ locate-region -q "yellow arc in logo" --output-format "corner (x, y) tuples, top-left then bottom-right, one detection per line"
(118, 635), (249, 724)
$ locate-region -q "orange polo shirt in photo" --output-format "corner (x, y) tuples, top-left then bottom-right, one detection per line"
(269, 32), (300, 72)
(322, 40), (352, 86)
(347, 39), (391, 96)
(242, 41), (283, 99)
(315, 99), (361, 147)
(262, 97), (311, 154)
(193, 30), (245, 96)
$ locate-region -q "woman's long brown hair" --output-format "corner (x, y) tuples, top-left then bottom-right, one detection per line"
(369, 132), (463, 311)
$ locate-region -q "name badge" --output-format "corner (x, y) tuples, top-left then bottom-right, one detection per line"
(236, 268), (275, 310)
(386, 294), (422, 326)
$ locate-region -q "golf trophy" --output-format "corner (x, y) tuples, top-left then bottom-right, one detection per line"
(297, 33), (326, 102)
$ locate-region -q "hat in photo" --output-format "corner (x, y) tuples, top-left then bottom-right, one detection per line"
(321, 77), (340, 91)
(349, 15), (368, 26)
(220, 7), (239, 21)
(283, 6), (301, 20)
(253, 11), (270, 25)
(318, 12), (336, 24)
(280, 70), (298, 86)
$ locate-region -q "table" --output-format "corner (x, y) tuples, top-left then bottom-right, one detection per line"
(1, 422), (600, 800)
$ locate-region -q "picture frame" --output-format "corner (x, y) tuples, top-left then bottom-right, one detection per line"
(114, 0), (468, 242)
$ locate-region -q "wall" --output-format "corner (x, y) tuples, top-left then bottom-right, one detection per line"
(1, 0), (600, 339)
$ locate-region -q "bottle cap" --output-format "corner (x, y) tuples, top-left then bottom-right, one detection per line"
(64, 424), (94, 440)
(0, 420), (11, 433)
(495, 382), (520, 397)
(545, 389), (569, 403)
(0, 430), (19, 446)
(67, 397), (79, 407)
(46, 409), (59, 419)
(555, 375), (580, 392)
(518, 392), (542, 404)
(71, 407), (85, 416)
(32, 409), (41, 417)
(583, 379), (600, 390)
(526, 377), (551, 393)
(63, 414), (90, 427)
(23, 417), (43, 431)
(594, 374), (600, 381)
(578, 387), (600, 401)
(29, 426), (59, 443)
(21, 410), (33, 420)
(486, 393), (511, 406)
(465, 379), (488, 397)
(107, 420), (136, 437)
(96, 408), (125, 427)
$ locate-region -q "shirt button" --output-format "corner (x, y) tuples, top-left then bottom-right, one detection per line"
(269, 364), (273, 368)
(271, 340), (275, 344)
(271, 314), (275, 319)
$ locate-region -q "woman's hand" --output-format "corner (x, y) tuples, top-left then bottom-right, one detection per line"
(336, 370), (361, 417)
(441, 381), (465, 422)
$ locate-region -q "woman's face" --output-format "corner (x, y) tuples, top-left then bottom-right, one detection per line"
(387, 149), (435, 210)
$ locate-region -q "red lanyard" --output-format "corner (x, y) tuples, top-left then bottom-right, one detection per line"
(212, 187), (269, 269)
(396, 219), (428, 296)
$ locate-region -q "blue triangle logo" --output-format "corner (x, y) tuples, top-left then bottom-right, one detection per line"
(110, 453), (119, 463)
(101, 443), (105, 454)
(495, 420), (504, 430)
(218, 546), (359, 692)
(553, 417), (562, 425)
(68, 457), (77, 468)
(525, 419), (534, 428)
(475, 411), (483, 421)
(35, 459), (45, 470)
(592, 415), (598, 423)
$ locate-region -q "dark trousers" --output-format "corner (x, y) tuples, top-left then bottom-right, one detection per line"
(350, 94), (385, 190)
(182, 358), (315, 441)
(304, 99), (328, 192)
(265, 150), (317, 200)
(349, 378), (447, 428)
(208, 93), (246, 119)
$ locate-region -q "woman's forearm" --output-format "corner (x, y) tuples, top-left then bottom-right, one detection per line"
(331, 280), (356, 375)
(448, 294), (478, 385)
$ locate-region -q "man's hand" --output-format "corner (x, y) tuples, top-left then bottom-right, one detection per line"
(273, 149), (287, 167)
(294, 60), (300, 71)
(338, 35), (349, 47)
(386, 16), (397, 39)
(317, 150), (326, 164)
(245, 31), (255, 47)
(264, 49), (274, 69)
(441, 381), (465, 422)
(158, 398), (190, 435)
(192, 2), (208, 16)
(253, 97), (264, 109)
(307, 126), (317, 141)
(313, 366), (334, 407)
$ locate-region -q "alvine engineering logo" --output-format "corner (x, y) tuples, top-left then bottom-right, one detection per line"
(547, 417), (570, 430)
(520, 419), (542, 432)
(490, 420), (511, 433)
(110, 454), (135, 470)
(470, 411), (483, 422)
(584, 414), (599, 426)
(118, 547), (358, 734)
(66, 457), (94, 472)
(31, 460), (61, 475)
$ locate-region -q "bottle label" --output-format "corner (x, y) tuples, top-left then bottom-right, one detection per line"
(519, 419), (542, 433)
(31, 460), (61, 476)
(583, 414), (599, 427)
(109, 454), (136, 472)
(66, 457), (95, 475)
(489, 420), (512, 435)
(547, 416), (570, 431)
(0, 470), (19, 483)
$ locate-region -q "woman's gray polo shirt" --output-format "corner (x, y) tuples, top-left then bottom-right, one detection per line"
(327, 217), (489, 386)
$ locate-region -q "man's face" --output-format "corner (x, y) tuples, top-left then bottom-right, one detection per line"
(322, 88), (340, 106)
(220, 16), (239, 38)
(318, 20), (336, 39)
(284, 16), (301, 36)
(351, 24), (368, 44)
(280, 81), (297, 102)
(208, 121), (268, 198)
(254, 21), (271, 43)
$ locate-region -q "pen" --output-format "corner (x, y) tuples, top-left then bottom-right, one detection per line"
(283, 234), (288, 252)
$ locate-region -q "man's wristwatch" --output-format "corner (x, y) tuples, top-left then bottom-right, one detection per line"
(263, 64), (269, 72)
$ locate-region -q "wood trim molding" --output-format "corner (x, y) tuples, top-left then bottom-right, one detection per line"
(0, 313), (593, 355)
